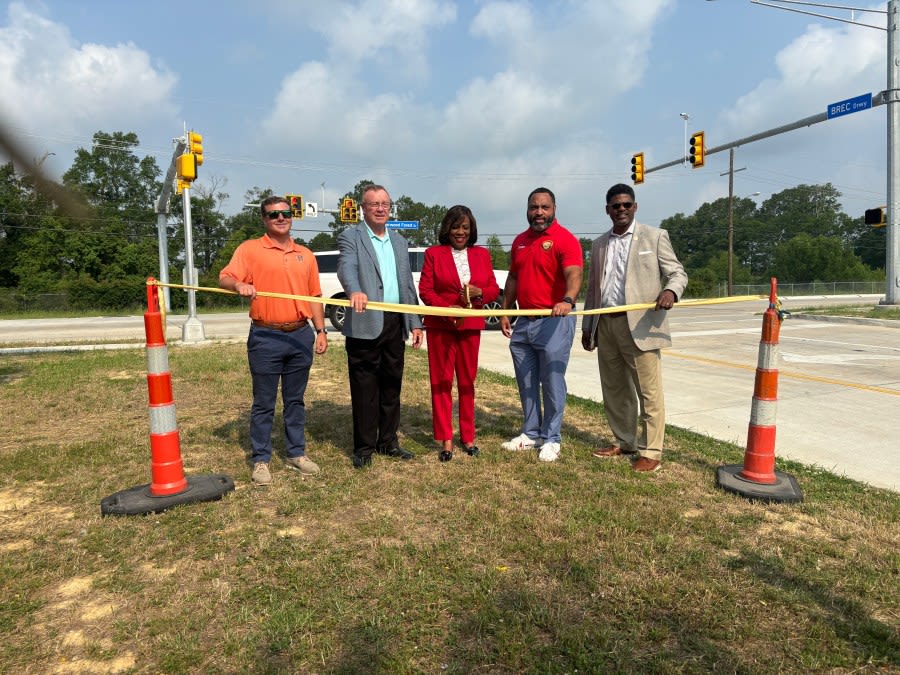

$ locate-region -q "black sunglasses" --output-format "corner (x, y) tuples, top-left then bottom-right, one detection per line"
(265, 209), (292, 219)
(608, 202), (634, 211)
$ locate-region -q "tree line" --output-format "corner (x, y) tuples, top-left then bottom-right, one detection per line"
(0, 130), (886, 312)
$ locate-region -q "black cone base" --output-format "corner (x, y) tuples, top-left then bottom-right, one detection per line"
(717, 464), (803, 504)
(101, 473), (235, 516)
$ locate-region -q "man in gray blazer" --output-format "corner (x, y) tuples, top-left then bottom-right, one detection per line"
(337, 184), (424, 468)
(581, 183), (688, 472)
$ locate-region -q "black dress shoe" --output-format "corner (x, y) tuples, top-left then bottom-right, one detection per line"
(351, 453), (372, 468)
(376, 446), (414, 460)
(463, 444), (480, 457)
(439, 450), (453, 462)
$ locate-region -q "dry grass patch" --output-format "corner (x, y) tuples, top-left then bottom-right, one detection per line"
(0, 342), (897, 673)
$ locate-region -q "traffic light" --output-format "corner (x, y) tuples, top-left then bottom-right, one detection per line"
(287, 194), (304, 220)
(340, 197), (358, 223)
(689, 131), (705, 169)
(631, 152), (645, 185)
(188, 131), (203, 166)
(175, 153), (197, 182)
(865, 206), (886, 227)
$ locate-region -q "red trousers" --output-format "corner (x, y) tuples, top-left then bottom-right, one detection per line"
(426, 328), (481, 444)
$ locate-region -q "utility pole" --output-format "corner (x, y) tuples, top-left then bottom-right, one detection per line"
(727, 149), (735, 296)
(721, 149), (747, 296)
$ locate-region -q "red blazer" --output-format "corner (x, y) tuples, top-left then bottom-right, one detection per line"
(419, 245), (500, 331)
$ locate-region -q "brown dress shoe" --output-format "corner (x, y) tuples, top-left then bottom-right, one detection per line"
(592, 445), (635, 458)
(632, 457), (661, 472)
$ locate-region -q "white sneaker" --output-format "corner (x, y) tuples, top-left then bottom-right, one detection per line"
(502, 433), (537, 451)
(538, 442), (561, 462)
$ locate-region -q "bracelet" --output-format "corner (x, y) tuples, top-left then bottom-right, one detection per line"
(315, 327), (327, 335)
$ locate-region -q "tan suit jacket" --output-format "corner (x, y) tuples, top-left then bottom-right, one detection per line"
(582, 221), (688, 351)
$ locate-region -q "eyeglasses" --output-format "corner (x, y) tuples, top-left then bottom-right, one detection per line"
(364, 201), (393, 210)
(265, 209), (292, 219)
(608, 202), (634, 211)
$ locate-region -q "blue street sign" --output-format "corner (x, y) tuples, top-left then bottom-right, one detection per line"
(827, 93), (872, 120)
(387, 220), (419, 230)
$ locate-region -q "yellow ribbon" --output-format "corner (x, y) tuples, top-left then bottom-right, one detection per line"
(148, 280), (767, 318)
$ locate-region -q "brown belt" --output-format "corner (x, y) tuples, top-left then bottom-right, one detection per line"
(603, 310), (627, 318)
(251, 319), (308, 332)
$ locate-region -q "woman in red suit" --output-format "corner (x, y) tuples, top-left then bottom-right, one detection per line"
(419, 205), (500, 462)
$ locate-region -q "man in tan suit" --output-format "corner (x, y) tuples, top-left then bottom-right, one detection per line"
(581, 183), (688, 472)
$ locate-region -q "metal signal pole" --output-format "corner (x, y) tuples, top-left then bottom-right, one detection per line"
(886, 0), (899, 305)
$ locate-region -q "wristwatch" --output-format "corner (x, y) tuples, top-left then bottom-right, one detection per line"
(315, 327), (327, 335)
(562, 296), (576, 309)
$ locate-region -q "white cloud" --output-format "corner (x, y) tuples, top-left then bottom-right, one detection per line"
(0, 2), (177, 138)
(319, 0), (456, 81)
(722, 13), (886, 135)
(437, 71), (573, 156)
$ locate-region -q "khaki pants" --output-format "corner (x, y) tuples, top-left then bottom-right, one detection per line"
(595, 315), (665, 461)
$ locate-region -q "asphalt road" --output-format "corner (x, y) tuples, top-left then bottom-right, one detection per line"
(2, 295), (898, 491)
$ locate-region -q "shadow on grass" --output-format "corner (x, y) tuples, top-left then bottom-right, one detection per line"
(730, 550), (900, 666)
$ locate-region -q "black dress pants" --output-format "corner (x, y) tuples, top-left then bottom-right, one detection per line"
(345, 312), (405, 457)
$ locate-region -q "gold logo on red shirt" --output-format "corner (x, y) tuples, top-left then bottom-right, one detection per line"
(542, 240), (553, 251)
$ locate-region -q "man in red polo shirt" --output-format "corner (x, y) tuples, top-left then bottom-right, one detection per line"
(220, 195), (329, 486)
(499, 187), (583, 462)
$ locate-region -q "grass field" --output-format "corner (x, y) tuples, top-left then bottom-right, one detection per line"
(0, 341), (897, 674)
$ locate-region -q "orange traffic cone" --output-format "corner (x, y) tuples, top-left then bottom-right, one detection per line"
(101, 279), (234, 515)
(717, 278), (803, 503)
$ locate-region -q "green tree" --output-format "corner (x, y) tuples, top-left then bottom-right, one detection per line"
(307, 232), (337, 251)
(484, 234), (508, 270)
(0, 162), (33, 287)
(9, 132), (163, 308)
(772, 234), (880, 283)
(394, 196), (445, 246)
(63, 131), (161, 217)
(853, 221), (886, 271)
(170, 177), (230, 274)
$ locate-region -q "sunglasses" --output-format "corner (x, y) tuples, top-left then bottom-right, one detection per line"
(265, 209), (292, 219)
(608, 202), (634, 211)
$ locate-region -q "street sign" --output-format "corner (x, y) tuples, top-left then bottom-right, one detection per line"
(386, 220), (419, 230)
(306, 202), (318, 218)
(827, 93), (872, 120)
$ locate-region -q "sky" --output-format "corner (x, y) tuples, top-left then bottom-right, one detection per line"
(0, 0), (891, 245)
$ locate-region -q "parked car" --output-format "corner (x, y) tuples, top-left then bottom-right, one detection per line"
(314, 248), (512, 331)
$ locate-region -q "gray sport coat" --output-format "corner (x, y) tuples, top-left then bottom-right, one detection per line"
(582, 221), (688, 351)
(337, 223), (423, 339)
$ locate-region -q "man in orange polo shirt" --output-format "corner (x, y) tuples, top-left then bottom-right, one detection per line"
(220, 195), (329, 486)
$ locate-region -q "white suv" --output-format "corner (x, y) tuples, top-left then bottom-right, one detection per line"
(314, 248), (511, 331)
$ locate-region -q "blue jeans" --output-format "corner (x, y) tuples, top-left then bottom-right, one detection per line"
(508, 315), (576, 444)
(247, 324), (315, 463)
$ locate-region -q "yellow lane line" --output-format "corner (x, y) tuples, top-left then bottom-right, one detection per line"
(669, 351), (900, 397)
